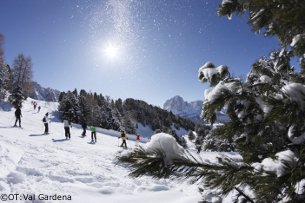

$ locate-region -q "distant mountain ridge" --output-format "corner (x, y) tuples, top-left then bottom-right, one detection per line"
(29, 81), (60, 102)
(163, 95), (202, 119)
(163, 95), (228, 123)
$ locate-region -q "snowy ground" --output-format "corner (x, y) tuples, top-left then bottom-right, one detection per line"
(0, 99), (240, 203)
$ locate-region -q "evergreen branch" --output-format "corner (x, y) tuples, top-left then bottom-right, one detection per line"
(117, 147), (255, 200)
(117, 147), (174, 178)
(234, 186), (254, 203)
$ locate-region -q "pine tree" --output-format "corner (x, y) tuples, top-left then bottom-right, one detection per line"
(117, 1), (305, 202)
(58, 92), (66, 102)
(9, 85), (24, 108)
(78, 89), (91, 125)
(110, 100), (122, 130)
(0, 63), (9, 100)
(12, 54), (33, 98)
(115, 98), (124, 114)
(122, 112), (136, 134)
(0, 34), (10, 100)
(57, 90), (123, 131)
(58, 91), (80, 122)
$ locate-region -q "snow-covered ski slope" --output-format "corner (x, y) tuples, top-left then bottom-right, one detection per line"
(0, 99), (201, 203)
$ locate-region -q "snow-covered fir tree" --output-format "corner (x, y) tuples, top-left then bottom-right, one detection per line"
(0, 63), (10, 101)
(117, 1), (305, 202)
(110, 101), (122, 131)
(122, 112), (136, 134)
(9, 85), (24, 108)
(0, 33), (11, 101)
(78, 89), (91, 125)
(0, 33), (5, 100)
(58, 90), (80, 123)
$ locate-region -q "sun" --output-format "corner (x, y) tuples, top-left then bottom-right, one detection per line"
(103, 42), (119, 60)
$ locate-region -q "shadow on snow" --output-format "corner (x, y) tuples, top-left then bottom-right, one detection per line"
(29, 134), (47, 137)
(52, 138), (67, 142)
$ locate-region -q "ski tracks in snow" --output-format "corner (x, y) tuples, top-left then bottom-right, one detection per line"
(0, 133), (173, 199)
(0, 100), (200, 202)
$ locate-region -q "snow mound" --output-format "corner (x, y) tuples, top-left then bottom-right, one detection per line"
(145, 133), (185, 164)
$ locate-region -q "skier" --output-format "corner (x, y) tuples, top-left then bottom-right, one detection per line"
(90, 126), (97, 143)
(119, 130), (128, 149)
(136, 134), (140, 145)
(81, 121), (87, 137)
(42, 113), (49, 134)
(63, 119), (71, 139)
(14, 106), (22, 127)
(197, 145), (202, 154)
(33, 102), (37, 110)
(38, 106), (41, 113)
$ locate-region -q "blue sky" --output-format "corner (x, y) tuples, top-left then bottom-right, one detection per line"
(0, 0), (279, 107)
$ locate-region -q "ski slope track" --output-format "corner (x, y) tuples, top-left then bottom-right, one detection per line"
(0, 99), (202, 203)
(0, 98), (242, 202)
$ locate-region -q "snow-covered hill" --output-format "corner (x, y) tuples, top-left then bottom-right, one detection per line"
(163, 95), (229, 123)
(0, 99), (202, 202)
(0, 98), (242, 202)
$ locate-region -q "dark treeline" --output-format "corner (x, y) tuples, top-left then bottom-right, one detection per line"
(124, 98), (194, 133)
(58, 89), (195, 135)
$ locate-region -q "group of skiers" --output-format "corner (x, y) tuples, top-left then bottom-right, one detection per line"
(31, 101), (41, 112)
(80, 121), (96, 143)
(14, 105), (48, 133)
(13, 106), (140, 148)
(79, 120), (136, 147)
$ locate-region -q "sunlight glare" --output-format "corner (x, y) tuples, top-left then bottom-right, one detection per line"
(104, 42), (119, 60)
